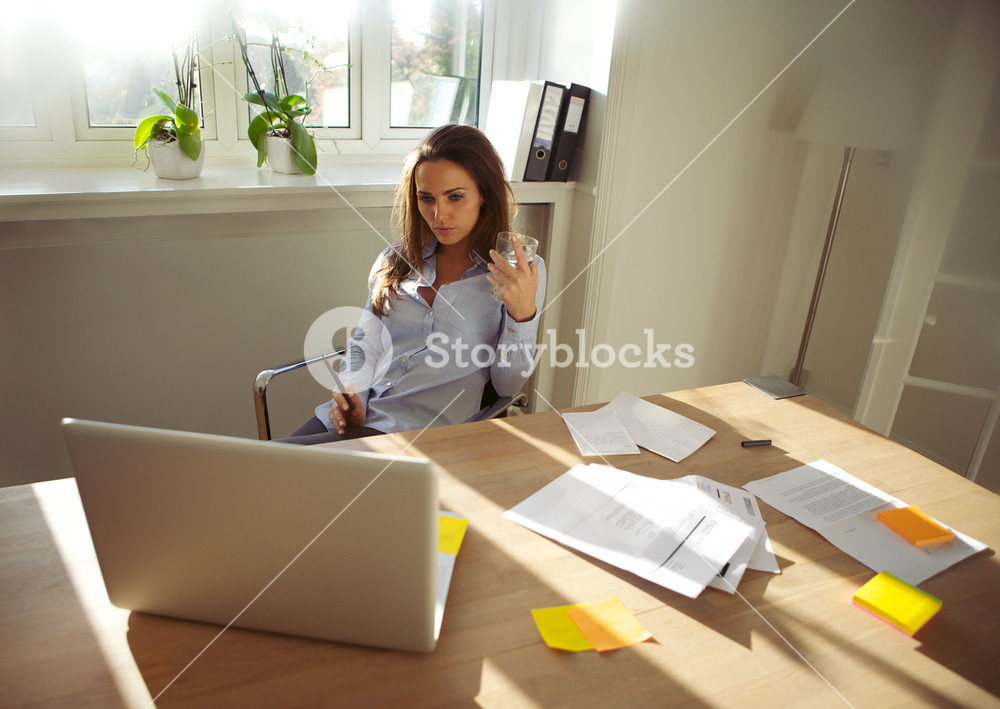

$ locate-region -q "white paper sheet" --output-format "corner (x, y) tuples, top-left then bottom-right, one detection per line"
(675, 475), (779, 592)
(561, 410), (640, 456)
(744, 459), (988, 585)
(503, 464), (755, 598)
(599, 392), (715, 462)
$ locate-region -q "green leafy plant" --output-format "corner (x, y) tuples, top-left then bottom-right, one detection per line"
(133, 37), (202, 161)
(232, 24), (317, 175)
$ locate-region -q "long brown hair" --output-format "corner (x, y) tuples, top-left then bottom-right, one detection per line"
(370, 125), (515, 316)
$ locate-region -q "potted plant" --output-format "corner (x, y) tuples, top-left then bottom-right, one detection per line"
(231, 25), (318, 176)
(133, 36), (204, 180)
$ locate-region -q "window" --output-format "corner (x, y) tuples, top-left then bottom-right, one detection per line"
(0, 0), (488, 164)
(0, 25), (36, 127)
(0, 7), (49, 141)
(390, 0), (482, 129)
(78, 30), (204, 129)
(240, 4), (352, 130)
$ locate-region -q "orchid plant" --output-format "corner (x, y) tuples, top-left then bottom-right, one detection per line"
(133, 36), (203, 162)
(231, 20), (321, 175)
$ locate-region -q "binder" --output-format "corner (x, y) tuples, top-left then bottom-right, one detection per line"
(547, 83), (590, 181)
(484, 81), (546, 181)
(523, 81), (567, 182)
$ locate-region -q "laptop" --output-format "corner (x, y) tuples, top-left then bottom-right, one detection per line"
(61, 418), (459, 653)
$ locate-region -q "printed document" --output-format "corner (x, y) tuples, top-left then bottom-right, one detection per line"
(503, 464), (756, 598)
(744, 460), (987, 585)
(675, 475), (780, 591)
(561, 410), (640, 456)
(599, 392), (715, 462)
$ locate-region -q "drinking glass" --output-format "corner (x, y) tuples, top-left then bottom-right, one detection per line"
(492, 232), (538, 300)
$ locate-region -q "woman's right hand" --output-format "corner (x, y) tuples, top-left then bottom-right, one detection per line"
(328, 383), (365, 434)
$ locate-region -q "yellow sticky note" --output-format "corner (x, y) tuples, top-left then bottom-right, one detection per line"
(531, 604), (595, 652)
(566, 598), (652, 652)
(852, 571), (942, 636)
(438, 514), (468, 555)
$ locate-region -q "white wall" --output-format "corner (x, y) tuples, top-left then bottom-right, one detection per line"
(487, 0), (615, 409)
(574, 0), (843, 404)
(571, 0), (966, 408)
(799, 148), (917, 414)
(0, 205), (387, 488)
(491, 0), (614, 95)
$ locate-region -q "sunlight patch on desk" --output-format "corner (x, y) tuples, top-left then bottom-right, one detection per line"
(477, 658), (540, 707)
(35, 482), (154, 708)
(752, 590), (947, 708)
(492, 418), (583, 469)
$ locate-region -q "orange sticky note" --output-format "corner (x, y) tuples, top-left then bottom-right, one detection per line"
(566, 598), (652, 652)
(876, 505), (954, 547)
(438, 514), (468, 555)
(531, 604), (594, 652)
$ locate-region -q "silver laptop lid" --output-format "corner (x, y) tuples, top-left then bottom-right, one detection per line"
(62, 418), (440, 653)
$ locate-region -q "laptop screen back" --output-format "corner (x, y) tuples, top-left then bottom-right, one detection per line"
(62, 418), (441, 653)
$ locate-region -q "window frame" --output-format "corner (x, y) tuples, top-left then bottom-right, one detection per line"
(231, 6), (362, 147)
(0, 0), (499, 166)
(379, 0), (492, 141)
(0, 17), (54, 143)
(67, 14), (220, 145)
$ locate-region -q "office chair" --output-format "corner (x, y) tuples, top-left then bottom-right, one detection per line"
(253, 350), (528, 440)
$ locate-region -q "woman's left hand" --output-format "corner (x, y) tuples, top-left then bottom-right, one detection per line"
(488, 239), (539, 322)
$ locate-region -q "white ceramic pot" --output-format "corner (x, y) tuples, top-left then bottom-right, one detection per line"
(148, 139), (204, 180)
(265, 135), (302, 174)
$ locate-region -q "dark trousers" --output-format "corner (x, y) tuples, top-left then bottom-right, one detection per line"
(275, 417), (384, 445)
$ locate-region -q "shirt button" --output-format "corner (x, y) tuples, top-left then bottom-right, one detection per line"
(401, 357), (407, 363)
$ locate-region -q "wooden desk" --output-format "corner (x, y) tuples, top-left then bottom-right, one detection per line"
(3, 382), (999, 707)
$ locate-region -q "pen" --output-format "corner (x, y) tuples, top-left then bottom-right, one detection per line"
(322, 353), (355, 414)
(741, 439), (771, 448)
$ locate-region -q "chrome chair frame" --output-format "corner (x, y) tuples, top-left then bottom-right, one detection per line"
(253, 350), (527, 440)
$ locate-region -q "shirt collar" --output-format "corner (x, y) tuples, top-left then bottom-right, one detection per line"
(419, 237), (490, 274)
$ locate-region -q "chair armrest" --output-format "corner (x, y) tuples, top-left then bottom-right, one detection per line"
(253, 349), (345, 440)
(255, 353), (527, 440)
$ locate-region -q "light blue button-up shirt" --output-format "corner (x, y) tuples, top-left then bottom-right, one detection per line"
(315, 239), (546, 433)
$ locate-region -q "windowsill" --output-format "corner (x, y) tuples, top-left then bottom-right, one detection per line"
(0, 163), (577, 222)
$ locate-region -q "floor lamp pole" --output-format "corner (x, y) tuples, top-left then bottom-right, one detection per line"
(790, 145), (856, 387)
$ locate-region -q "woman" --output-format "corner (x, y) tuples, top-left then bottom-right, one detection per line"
(282, 124), (546, 444)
